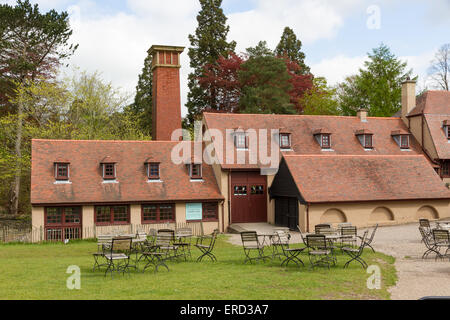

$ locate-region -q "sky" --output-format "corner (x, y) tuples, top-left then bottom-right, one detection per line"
(2, 0), (450, 116)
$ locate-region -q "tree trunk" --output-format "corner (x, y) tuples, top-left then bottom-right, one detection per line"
(11, 100), (24, 216)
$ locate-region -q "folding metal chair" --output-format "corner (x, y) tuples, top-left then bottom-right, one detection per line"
(432, 229), (450, 261)
(359, 224), (378, 253)
(306, 234), (336, 269)
(240, 231), (267, 264)
(419, 227), (440, 259)
(174, 227), (193, 261)
(274, 230), (305, 267)
(92, 235), (112, 271)
(419, 219), (433, 243)
(195, 229), (219, 262)
(340, 226), (358, 247)
(104, 237), (133, 277)
(342, 231), (369, 269)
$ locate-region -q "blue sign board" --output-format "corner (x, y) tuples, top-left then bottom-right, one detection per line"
(186, 203), (202, 221)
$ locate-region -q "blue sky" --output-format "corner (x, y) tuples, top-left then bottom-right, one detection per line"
(2, 0), (449, 114)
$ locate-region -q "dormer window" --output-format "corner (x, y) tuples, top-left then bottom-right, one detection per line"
(147, 162), (160, 180)
(443, 121), (450, 140)
(54, 163), (69, 180)
(279, 133), (291, 149)
(189, 163), (202, 180)
(391, 131), (410, 149)
(313, 129), (332, 150)
(234, 132), (248, 149)
(101, 157), (117, 180)
(355, 130), (373, 149)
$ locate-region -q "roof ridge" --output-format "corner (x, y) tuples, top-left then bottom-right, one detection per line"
(283, 154), (424, 158)
(31, 139), (196, 143)
(203, 112), (401, 120)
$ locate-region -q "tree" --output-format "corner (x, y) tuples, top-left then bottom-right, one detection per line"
(0, 0), (77, 215)
(428, 43), (450, 91)
(275, 26), (310, 74)
(301, 77), (341, 115)
(245, 41), (274, 58)
(125, 49), (153, 136)
(238, 55), (295, 114)
(337, 44), (413, 116)
(185, 0), (236, 128)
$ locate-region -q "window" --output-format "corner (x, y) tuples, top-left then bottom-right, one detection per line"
(251, 185), (264, 195)
(202, 203), (218, 221)
(321, 134), (331, 149)
(147, 163), (160, 180)
(55, 163), (69, 180)
(443, 162), (450, 177)
(142, 204), (175, 223)
(95, 206), (129, 225)
(357, 134), (373, 149)
(45, 207), (81, 225)
(102, 163), (116, 180)
(234, 133), (248, 149)
(400, 135), (409, 149)
(444, 125), (450, 140)
(280, 133), (291, 149)
(234, 185), (247, 196)
(190, 164), (202, 179)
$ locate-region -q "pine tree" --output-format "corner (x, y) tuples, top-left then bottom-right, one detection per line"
(185, 0), (236, 128)
(126, 50), (153, 136)
(275, 26), (310, 74)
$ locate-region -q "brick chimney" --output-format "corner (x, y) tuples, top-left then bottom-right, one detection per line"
(150, 45), (185, 141)
(357, 108), (368, 122)
(401, 78), (416, 126)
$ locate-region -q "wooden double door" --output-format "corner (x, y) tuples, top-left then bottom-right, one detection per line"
(231, 171), (267, 223)
(275, 197), (299, 230)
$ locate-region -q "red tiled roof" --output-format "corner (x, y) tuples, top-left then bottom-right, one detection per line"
(408, 91), (450, 116)
(31, 140), (223, 205)
(424, 114), (450, 159)
(203, 113), (425, 169)
(283, 155), (450, 203)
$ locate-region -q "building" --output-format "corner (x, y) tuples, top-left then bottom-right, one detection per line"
(31, 44), (450, 240)
(400, 80), (450, 182)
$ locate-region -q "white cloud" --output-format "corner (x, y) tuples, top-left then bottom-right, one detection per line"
(310, 55), (367, 85)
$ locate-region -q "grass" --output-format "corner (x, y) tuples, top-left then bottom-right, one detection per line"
(0, 236), (397, 300)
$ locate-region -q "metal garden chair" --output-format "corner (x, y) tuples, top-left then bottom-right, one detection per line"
(315, 224), (332, 234)
(271, 229), (290, 259)
(342, 230), (368, 269)
(174, 227), (193, 261)
(92, 234), (113, 271)
(157, 229), (179, 259)
(195, 229), (219, 262)
(139, 237), (171, 273)
(419, 227), (440, 259)
(359, 224), (378, 253)
(306, 234), (336, 269)
(297, 225), (309, 246)
(104, 237), (133, 277)
(240, 231), (268, 264)
(274, 230), (305, 267)
(419, 219), (433, 243)
(432, 229), (450, 261)
(340, 226), (358, 247)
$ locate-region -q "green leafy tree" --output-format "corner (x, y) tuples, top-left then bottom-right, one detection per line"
(245, 41), (274, 58)
(238, 55), (295, 114)
(275, 26), (310, 74)
(185, 0), (236, 128)
(338, 44), (413, 116)
(301, 77), (341, 115)
(125, 50), (153, 136)
(0, 0), (77, 215)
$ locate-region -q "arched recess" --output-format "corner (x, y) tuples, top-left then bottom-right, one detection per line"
(370, 207), (394, 222)
(320, 208), (347, 224)
(416, 206), (439, 220)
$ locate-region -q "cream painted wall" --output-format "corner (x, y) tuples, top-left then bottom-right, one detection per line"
(176, 203), (186, 223)
(130, 205), (141, 225)
(31, 207), (44, 229)
(267, 175), (275, 224)
(306, 199), (450, 231)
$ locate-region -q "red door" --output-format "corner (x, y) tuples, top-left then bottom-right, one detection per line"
(231, 172), (267, 223)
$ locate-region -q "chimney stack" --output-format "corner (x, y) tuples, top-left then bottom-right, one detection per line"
(357, 108), (368, 122)
(401, 78), (416, 126)
(150, 45), (185, 141)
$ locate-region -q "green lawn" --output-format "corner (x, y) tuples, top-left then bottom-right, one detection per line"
(0, 236), (397, 300)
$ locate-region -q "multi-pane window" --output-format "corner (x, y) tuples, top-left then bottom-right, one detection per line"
(55, 163), (69, 180)
(95, 206), (129, 225)
(321, 134), (331, 149)
(234, 186), (247, 196)
(443, 162), (450, 177)
(103, 163), (116, 179)
(251, 185), (264, 195)
(45, 207), (81, 225)
(147, 163), (160, 180)
(142, 204), (175, 223)
(280, 134), (291, 149)
(203, 203), (218, 221)
(190, 164), (202, 179)
(235, 133), (248, 149)
(400, 135), (410, 149)
(444, 125), (450, 139)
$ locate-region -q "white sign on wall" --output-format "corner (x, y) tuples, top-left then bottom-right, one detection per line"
(186, 203), (202, 221)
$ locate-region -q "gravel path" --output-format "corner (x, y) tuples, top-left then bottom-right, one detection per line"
(225, 222), (450, 300)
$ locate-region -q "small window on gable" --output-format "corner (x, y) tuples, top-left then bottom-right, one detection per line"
(102, 163), (116, 180)
(391, 131), (410, 149)
(54, 163), (69, 180)
(280, 133), (291, 149)
(356, 130), (373, 149)
(234, 132), (248, 149)
(400, 135), (409, 149)
(146, 162), (160, 180)
(321, 134), (331, 149)
(313, 129), (332, 150)
(189, 163), (202, 180)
